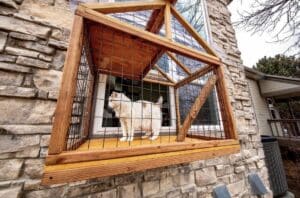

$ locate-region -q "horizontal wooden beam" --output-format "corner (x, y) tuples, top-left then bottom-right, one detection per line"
(166, 52), (192, 75)
(143, 77), (175, 86)
(177, 75), (217, 141)
(170, 6), (217, 57)
(45, 139), (238, 165)
(175, 64), (214, 88)
(75, 9), (221, 66)
(42, 144), (240, 185)
(80, 0), (165, 14)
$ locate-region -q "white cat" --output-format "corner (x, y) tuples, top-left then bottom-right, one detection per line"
(108, 92), (163, 141)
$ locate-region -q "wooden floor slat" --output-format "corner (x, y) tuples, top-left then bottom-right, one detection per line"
(77, 136), (204, 151)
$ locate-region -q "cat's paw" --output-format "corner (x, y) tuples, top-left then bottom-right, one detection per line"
(127, 136), (134, 142)
(149, 136), (158, 141)
(119, 137), (127, 142)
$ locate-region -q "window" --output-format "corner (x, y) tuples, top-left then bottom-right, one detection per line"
(92, 0), (221, 136)
(43, 0), (239, 185)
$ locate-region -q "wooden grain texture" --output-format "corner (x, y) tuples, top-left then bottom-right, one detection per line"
(177, 75), (217, 141)
(175, 64), (214, 88)
(143, 77), (175, 86)
(166, 52), (192, 75)
(170, 5), (217, 56)
(48, 15), (84, 155)
(164, 2), (172, 40)
(174, 88), (181, 134)
(145, 0), (177, 33)
(154, 64), (175, 84)
(80, 1), (165, 13)
(87, 22), (160, 80)
(215, 65), (238, 139)
(42, 144), (239, 185)
(76, 8), (221, 66)
(46, 138), (238, 165)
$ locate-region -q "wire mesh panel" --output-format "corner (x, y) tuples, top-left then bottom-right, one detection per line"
(62, 1), (232, 153)
(66, 48), (94, 150)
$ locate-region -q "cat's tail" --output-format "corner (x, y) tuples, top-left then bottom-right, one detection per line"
(156, 96), (163, 106)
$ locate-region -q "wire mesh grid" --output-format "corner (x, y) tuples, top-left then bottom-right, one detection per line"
(64, 8), (227, 151)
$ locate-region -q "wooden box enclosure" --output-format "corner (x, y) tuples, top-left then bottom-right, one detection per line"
(43, 0), (239, 185)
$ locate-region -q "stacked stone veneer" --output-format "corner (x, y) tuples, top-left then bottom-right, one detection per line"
(0, 0), (272, 197)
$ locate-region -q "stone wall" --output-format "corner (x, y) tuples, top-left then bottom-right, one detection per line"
(0, 0), (272, 197)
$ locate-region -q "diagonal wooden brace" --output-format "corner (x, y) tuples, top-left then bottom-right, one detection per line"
(177, 75), (217, 141)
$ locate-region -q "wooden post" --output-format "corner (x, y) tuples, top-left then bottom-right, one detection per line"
(175, 64), (214, 88)
(174, 88), (181, 134)
(177, 75), (217, 141)
(214, 65), (237, 139)
(48, 15), (84, 155)
(164, 2), (172, 40)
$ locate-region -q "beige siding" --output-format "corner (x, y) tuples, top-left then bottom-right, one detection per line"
(247, 78), (272, 135)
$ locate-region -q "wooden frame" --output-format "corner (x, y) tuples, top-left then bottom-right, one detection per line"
(44, 0), (239, 185)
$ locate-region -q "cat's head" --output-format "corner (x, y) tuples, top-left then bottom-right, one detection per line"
(108, 92), (128, 109)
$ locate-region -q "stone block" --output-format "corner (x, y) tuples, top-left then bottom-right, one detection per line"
(15, 40), (55, 54)
(0, 85), (36, 98)
(166, 190), (181, 198)
(25, 187), (67, 198)
(0, 62), (31, 73)
(48, 91), (59, 99)
(0, 159), (23, 180)
(227, 180), (245, 196)
(33, 69), (62, 93)
(0, 0), (18, 9)
(0, 31), (8, 52)
(172, 172), (195, 187)
(16, 56), (49, 69)
(234, 165), (246, 174)
(37, 90), (48, 99)
(24, 159), (44, 179)
(0, 15), (51, 38)
(215, 165), (234, 177)
(48, 39), (68, 50)
(23, 74), (33, 86)
(40, 135), (50, 146)
(0, 54), (17, 62)
(24, 179), (41, 191)
(0, 70), (23, 86)
(9, 32), (37, 41)
(195, 167), (217, 186)
(118, 183), (140, 198)
(0, 135), (40, 155)
(52, 50), (66, 70)
(0, 124), (52, 134)
(39, 147), (48, 158)
(142, 180), (160, 197)
(0, 97), (56, 124)
(6, 46), (39, 58)
(159, 176), (174, 192)
(38, 54), (53, 62)
(0, 186), (22, 198)
(91, 189), (117, 198)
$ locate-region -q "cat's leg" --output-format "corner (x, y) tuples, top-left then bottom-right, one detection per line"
(141, 130), (151, 139)
(127, 123), (134, 142)
(119, 119), (127, 142)
(149, 121), (160, 141)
